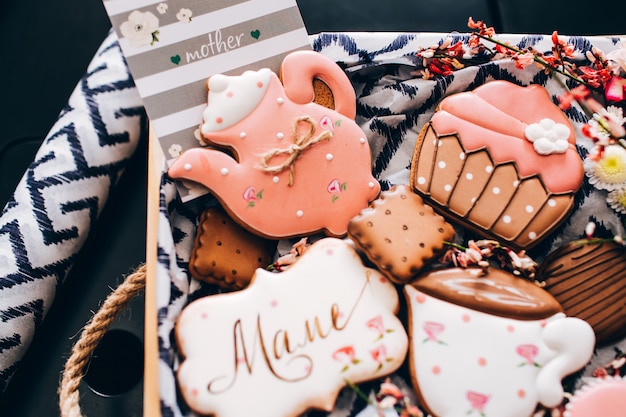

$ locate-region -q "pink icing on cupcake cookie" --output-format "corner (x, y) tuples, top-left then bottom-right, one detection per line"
(431, 81), (582, 193)
(168, 51), (380, 239)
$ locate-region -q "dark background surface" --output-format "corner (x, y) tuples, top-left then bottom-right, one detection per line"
(0, 0), (624, 415)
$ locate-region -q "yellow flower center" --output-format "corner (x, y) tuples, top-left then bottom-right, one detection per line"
(595, 146), (626, 184)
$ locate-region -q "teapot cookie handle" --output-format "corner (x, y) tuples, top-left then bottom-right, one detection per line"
(280, 50), (357, 119)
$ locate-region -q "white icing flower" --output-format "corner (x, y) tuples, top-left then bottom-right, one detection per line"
(176, 8), (193, 23)
(168, 143), (182, 158)
(584, 144), (626, 191)
(119, 10), (160, 48)
(524, 118), (570, 155)
(156, 3), (168, 14)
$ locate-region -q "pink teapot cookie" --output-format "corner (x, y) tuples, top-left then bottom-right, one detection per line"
(168, 51), (380, 239)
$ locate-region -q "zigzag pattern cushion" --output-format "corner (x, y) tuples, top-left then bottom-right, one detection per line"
(0, 30), (146, 392)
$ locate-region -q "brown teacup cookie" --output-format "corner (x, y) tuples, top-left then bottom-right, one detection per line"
(347, 184), (455, 283)
(189, 206), (277, 290)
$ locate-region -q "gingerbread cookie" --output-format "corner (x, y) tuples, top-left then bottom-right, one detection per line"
(347, 184), (455, 283)
(176, 238), (408, 417)
(410, 80), (583, 250)
(538, 240), (626, 345)
(404, 267), (595, 417)
(188, 206), (277, 290)
(168, 50), (380, 239)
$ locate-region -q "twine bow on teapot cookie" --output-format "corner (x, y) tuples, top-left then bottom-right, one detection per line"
(258, 116), (333, 186)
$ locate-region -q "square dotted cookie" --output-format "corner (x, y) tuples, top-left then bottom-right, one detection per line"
(189, 206), (277, 290)
(348, 184), (455, 284)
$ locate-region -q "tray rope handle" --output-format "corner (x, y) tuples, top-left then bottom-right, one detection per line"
(58, 264), (147, 417)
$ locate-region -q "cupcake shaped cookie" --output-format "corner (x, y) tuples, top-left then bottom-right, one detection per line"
(410, 80), (583, 250)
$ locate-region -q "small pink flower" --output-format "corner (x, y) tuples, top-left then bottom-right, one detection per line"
(371, 344), (388, 363)
(379, 379), (404, 399)
(467, 390), (490, 413)
(515, 52), (535, 69)
(327, 179), (346, 194)
(516, 344), (540, 367)
(367, 315), (390, 341)
(333, 345), (360, 372)
(333, 345), (356, 363)
(370, 344), (391, 372)
(423, 321), (446, 344)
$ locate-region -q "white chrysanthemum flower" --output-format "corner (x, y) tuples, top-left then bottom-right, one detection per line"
(607, 188), (626, 214)
(156, 3), (168, 14)
(176, 8), (193, 23)
(584, 145), (626, 191)
(524, 118), (570, 155)
(601, 105), (626, 125)
(119, 10), (160, 48)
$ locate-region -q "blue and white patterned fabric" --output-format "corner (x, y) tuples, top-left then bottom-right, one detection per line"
(0, 30), (146, 393)
(155, 32), (626, 417)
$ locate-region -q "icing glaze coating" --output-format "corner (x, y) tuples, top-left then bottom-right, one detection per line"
(168, 53), (380, 239)
(564, 377), (626, 417)
(410, 80), (583, 250)
(538, 241), (626, 345)
(412, 267), (562, 320)
(405, 278), (595, 417)
(430, 81), (581, 193)
(348, 184), (455, 283)
(201, 69), (272, 133)
(176, 238), (408, 417)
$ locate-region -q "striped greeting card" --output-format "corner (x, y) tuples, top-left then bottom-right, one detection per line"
(103, 0), (311, 195)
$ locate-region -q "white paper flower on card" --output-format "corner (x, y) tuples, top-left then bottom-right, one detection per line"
(120, 10), (160, 48)
(176, 8), (193, 23)
(524, 118), (570, 155)
(156, 3), (168, 14)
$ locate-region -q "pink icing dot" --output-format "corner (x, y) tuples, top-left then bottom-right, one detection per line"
(462, 314), (471, 323)
(540, 320), (547, 328)
(518, 389), (526, 399)
(201, 312), (208, 319)
(226, 91), (234, 97)
(216, 117), (223, 124)
(326, 249), (334, 256)
(478, 357), (487, 367)
(507, 324), (515, 332)
(270, 300), (278, 308)
(257, 81), (264, 88)
(416, 293), (426, 303)
(432, 365), (441, 375)
(191, 388), (199, 397)
(379, 276), (386, 283)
